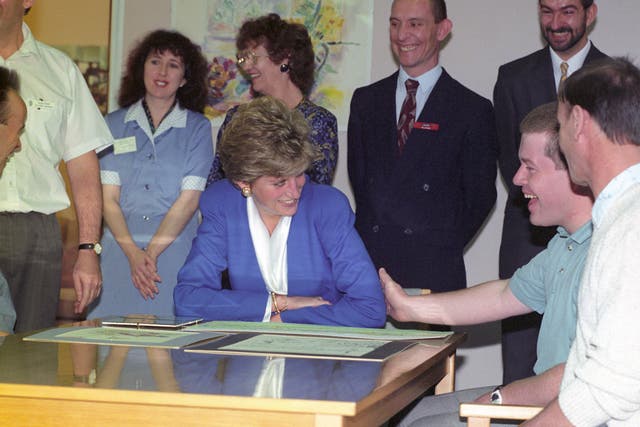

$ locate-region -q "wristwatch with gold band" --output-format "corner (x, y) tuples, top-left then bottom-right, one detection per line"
(78, 242), (102, 255)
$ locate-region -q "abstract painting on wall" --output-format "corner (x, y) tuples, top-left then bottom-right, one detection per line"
(172, 0), (373, 129)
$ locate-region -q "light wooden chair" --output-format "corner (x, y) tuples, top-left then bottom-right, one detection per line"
(459, 403), (543, 427)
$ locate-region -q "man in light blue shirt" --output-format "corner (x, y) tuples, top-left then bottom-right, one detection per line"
(382, 102), (594, 426)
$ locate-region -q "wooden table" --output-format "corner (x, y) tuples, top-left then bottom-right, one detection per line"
(0, 328), (465, 426)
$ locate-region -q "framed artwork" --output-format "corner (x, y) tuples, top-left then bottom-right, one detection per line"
(172, 0), (374, 129)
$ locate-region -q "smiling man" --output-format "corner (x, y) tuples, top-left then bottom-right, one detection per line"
(0, 66), (25, 177)
(0, 65), (24, 335)
(0, 1), (113, 333)
(381, 103), (594, 427)
(493, 0), (606, 384)
(348, 0), (497, 294)
(526, 56), (640, 427)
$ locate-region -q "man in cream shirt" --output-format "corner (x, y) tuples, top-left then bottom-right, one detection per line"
(0, 1), (112, 332)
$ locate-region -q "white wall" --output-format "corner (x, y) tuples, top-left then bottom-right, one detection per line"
(112, 0), (640, 390)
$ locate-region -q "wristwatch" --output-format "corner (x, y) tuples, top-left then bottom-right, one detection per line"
(490, 386), (503, 405)
(78, 242), (102, 255)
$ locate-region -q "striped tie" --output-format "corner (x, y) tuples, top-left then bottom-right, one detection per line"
(560, 62), (569, 83)
(397, 79), (420, 155)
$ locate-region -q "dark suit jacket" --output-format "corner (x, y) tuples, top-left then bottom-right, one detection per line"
(348, 69), (497, 292)
(494, 44), (607, 278)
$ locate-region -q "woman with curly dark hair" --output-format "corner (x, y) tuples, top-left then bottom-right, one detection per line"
(206, 13), (338, 186)
(89, 30), (213, 318)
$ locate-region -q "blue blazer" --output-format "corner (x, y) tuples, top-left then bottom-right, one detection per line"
(174, 179), (386, 327)
(348, 69), (497, 292)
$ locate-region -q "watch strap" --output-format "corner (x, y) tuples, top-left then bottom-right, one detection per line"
(490, 385), (503, 405)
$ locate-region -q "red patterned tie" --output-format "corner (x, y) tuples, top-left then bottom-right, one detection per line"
(397, 79), (420, 155)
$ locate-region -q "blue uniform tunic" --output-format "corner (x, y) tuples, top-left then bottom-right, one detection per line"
(89, 101), (213, 317)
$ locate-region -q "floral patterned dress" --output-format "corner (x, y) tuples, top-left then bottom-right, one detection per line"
(206, 98), (338, 186)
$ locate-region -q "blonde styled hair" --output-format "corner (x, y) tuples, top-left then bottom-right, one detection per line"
(219, 96), (320, 183)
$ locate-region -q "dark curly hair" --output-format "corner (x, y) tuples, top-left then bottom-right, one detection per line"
(236, 14), (315, 95)
(117, 29), (209, 113)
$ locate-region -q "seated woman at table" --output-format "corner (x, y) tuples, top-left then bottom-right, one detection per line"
(174, 96), (385, 327)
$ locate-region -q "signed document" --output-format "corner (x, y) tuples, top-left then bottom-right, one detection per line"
(186, 321), (452, 341)
(185, 333), (414, 361)
(24, 326), (224, 349)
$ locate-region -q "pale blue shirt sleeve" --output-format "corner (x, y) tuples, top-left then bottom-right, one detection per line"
(180, 114), (213, 191)
(508, 240), (553, 314)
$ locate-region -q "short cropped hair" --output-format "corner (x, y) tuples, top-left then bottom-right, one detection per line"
(0, 67), (20, 124)
(219, 96), (320, 183)
(559, 57), (640, 146)
(393, 0), (447, 23)
(520, 102), (565, 169)
(118, 29), (209, 112)
(430, 0), (448, 23)
(236, 14), (315, 95)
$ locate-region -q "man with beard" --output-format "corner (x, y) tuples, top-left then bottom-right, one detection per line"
(493, 0), (606, 384)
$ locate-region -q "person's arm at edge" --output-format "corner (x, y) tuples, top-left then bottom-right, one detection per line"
(461, 98), (498, 244)
(493, 66), (521, 186)
(66, 151), (103, 313)
(475, 363), (565, 407)
(347, 89), (365, 201)
(380, 267), (531, 325)
(146, 190), (201, 264)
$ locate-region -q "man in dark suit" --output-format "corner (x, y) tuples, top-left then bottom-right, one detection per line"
(348, 0), (497, 293)
(495, 0), (606, 383)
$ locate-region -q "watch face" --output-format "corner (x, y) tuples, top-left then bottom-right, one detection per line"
(94, 243), (103, 255)
(490, 389), (502, 404)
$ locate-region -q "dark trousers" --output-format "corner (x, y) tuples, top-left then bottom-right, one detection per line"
(499, 202), (555, 383)
(0, 212), (62, 333)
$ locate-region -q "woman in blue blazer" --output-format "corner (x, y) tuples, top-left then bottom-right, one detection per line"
(174, 97), (385, 327)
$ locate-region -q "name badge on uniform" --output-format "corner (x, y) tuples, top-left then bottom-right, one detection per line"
(28, 98), (55, 111)
(113, 136), (137, 155)
(414, 122), (440, 131)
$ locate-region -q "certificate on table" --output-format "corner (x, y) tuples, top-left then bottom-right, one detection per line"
(186, 320), (453, 341)
(185, 333), (414, 362)
(24, 326), (224, 349)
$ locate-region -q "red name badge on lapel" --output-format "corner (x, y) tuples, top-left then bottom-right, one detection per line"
(414, 122), (440, 131)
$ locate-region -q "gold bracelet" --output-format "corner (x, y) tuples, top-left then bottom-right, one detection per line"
(271, 292), (281, 314)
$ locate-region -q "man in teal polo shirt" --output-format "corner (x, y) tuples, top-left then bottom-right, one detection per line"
(382, 102), (594, 426)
